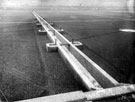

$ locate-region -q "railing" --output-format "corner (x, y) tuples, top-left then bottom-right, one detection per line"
(18, 84), (135, 102)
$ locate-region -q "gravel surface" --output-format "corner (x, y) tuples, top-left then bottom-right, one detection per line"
(0, 11), (81, 101)
(0, 23), (45, 101)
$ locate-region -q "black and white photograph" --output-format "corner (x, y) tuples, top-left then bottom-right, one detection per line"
(0, 0), (135, 102)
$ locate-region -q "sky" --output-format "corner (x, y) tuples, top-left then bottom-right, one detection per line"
(1, 0), (41, 7)
(0, 0), (129, 10)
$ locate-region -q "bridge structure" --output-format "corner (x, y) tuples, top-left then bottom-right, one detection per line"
(17, 11), (135, 102)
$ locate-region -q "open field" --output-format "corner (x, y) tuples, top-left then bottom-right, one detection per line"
(0, 7), (134, 101)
